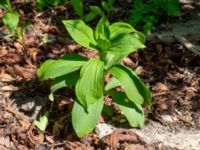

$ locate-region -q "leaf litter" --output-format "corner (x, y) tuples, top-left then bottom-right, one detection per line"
(0, 0), (200, 149)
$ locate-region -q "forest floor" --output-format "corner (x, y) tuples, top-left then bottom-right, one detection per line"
(0, 0), (200, 150)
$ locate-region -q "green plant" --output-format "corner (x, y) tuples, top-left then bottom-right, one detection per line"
(36, 0), (67, 10)
(37, 16), (151, 138)
(0, 0), (32, 40)
(72, 0), (115, 22)
(1, 0), (19, 34)
(129, 0), (180, 33)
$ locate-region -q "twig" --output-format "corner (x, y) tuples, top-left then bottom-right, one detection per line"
(153, 90), (176, 97)
(175, 35), (200, 56)
(175, 114), (194, 126)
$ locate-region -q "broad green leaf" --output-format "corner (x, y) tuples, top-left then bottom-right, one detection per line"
(75, 58), (104, 109)
(104, 77), (121, 91)
(96, 37), (111, 51)
(72, 97), (104, 138)
(135, 31), (145, 44)
(84, 6), (102, 22)
(94, 16), (110, 40)
(109, 91), (144, 127)
(104, 53), (127, 69)
(49, 72), (79, 101)
(72, 0), (83, 17)
(123, 66), (151, 105)
(37, 54), (86, 80)
(62, 20), (96, 49)
(109, 65), (144, 104)
(3, 11), (19, 33)
(106, 34), (145, 55)
(34, 112), (49, 131)
(110, 22), (137, 39)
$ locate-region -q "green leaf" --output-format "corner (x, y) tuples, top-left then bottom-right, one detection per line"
(49, 72), (79, 101)
(123, 66), (152, 105)
(135, 31), (145, 44)
(3, 11), (19, 33)
(37, 54), (86, 80)
(0, 0), (8, 9)
(84, 11), (98, 23)
(104, 77), (121, 91)
(34, 112), (49, 131)
(109, 65), (144, 104)
(106, 34), (145, 55)
(48, 0), (67, 6)
(37, 0), (67, 10)
(101, 1), (108, 10)
(75, 58), (104, 109)
(84, 6), (102, 22)
(72, 0), (83, 17)
(96, 37), (111, 51)
(103, 105), (114, 117)
(165, 0), (180, 16)
(36, 0), (47, 10)
(109, 91), (144, 127)
(104, 53), (127, 69)
(72, 97), (104, 138)
(109, 22), (137, 39)
(62, 20), (96, 49)
(94, 16), (110, 40)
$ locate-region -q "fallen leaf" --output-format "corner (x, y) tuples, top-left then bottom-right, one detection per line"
(0, 53), (24, 64)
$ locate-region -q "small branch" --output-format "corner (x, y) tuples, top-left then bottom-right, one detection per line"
(175, 35), (200, 56)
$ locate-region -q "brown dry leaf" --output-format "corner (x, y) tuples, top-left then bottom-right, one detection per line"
(0, 136), (11, 148)
(13, 65), (36, 79)
(64, 141), (93, 150)
(102, 129), (148, 150)
(27, 126), (44, 145)
(19, 120), (31, 131)
(13, 42), (24, 53)
(0, 85), (18, 91)
(0, 69), (15, 82)
(0, 73), (14, 82)
(152, 82), (169, 92)
(0, 53), (24, 64)
(67, 44), (81, 51)
(45, 135), (55, 144)
(27, 48), (39, 62)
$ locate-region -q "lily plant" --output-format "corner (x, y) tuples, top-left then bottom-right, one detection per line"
(37, 16), (151, 138)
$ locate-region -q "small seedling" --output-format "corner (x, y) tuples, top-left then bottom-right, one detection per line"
(37, 16), (151, 138)
(1, 0), (32, 40)
(72, 0), (115, 22)
(36, 0), (67, 10)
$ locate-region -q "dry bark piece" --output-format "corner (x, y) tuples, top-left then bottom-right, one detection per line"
(101, 129), (148, 150)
